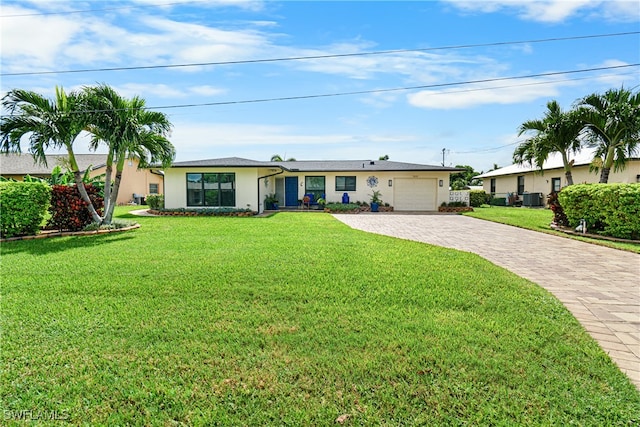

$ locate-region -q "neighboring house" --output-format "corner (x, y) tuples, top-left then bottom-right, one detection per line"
(164, 157), (462, 213)
(477, 148), (640, 202)
(0, 153), (165, 205)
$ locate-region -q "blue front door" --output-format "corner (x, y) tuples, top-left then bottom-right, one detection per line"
(285, 177), (298, 207)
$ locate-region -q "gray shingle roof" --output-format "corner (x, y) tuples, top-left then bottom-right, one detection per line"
(0, 154), (107, 176)
(170, 157), (461, 172)
(275, 160), (461, 172)
(170, 157), (272, 168)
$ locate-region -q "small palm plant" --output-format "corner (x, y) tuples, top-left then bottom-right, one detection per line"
(370, 190), (382, 204)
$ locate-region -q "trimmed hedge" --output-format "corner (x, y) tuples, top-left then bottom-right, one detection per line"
(48, 184), (104, 231)
(469, 190), (490, 207)
(0, 181), (51, 238)
(558, 184), (640, 239)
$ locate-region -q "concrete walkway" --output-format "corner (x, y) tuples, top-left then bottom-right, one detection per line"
(333, 213), (640, 389)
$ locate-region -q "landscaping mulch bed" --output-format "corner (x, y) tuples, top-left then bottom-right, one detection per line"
(551, 225), (640, 244)
(438, 206), (474, 213)
(1, 223), (140, 242)
(324, 206), (395, 214)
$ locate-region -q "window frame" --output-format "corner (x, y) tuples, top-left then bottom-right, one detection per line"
(149, 183), (159, 194)
(305, 176), (325, 201)
(490, 178), (496, 194)
(551, 177), (561, 193)
(517, 176), (525, 195)
(186, 172), (236, 207)
(335, 176), (356, 192)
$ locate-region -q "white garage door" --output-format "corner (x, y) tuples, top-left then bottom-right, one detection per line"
(394, 178), (437, 211)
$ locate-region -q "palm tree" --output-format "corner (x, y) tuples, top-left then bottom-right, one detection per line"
(270, 154), (296, 161)
(514, 100), (584, 186)
(83, 84), (175, 224)
(577, 87), (640, 183)
(1, 87), (103, 223)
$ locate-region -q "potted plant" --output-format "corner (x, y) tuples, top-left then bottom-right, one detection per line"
(370, 190), (382, 212)
(264, 193), (279, 210)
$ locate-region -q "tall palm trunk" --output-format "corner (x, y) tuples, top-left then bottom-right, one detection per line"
(103, 151), (126, 224)
(560, 152), (574, 186)
(67, 149), (102, 224)
(564, 171), (574, 186)
(599, 167), (611, 183)
(103, 150), (114, 214)
(598, 146), (615, 183)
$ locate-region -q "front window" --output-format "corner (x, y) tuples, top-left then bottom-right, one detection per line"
(149, 183), (159, 194)
(187, 173), (235, 207)
(490, 178), (496, 194)
(336, 176), (356, 192)
(551, 177), (561, 193)
(517, 176), (525, 195)
(305, 176), (325, 202)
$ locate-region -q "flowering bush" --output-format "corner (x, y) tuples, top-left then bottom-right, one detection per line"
(547, 191), (569, 228)
(47, 184), (104, 231)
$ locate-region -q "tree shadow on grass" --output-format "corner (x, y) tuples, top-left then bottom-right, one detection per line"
(116, 213), (143, 220)
(0, 231), (138, 256)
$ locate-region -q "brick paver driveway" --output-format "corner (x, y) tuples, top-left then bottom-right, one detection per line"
(333, 213), (640, 389)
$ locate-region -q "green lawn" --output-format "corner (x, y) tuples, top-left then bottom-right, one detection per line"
(2, 209), (639, 425)
(464, 206), (640, 253)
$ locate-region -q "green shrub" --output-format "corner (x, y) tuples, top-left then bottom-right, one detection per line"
(558, 184), (640, 239)
(324, 203), (362, 212)
(48, 184), (104, 231)
(146, 194), (164, 210)
(490, 197), (506, 206)
(441, 201), (468, 208)
(154, 208), (255, 216)
(469, 190), (489, 207)
(0, 181), (51, 238)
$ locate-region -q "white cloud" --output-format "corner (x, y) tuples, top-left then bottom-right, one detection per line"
(0, 5), (82, 72)
(110, 83), (227, 99)
(407, 78), (564, 109)
(287, 45), (498, 83)
(168, 121), (421, 161)
(189, 85), (227, 97)
(138, 16), (273, 64)
(443, 0), (640, 23)
(0, 2), (275, 73)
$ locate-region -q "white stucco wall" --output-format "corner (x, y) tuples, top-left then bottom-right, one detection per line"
(265, 171), (451, 211)
(164, 167), (260, 210)
(165, 166), (454, 212)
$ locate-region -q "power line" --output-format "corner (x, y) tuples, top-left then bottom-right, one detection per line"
(1, 64), (636, 119)
(455, 140), (524, 155)
(143, 63), (639, 111)
(0, 1), (205, 18)
(2, 31), (638, 77)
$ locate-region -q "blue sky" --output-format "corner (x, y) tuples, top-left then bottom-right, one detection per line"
(1, 0), (639, 172)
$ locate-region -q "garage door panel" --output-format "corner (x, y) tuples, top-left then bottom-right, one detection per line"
(395, 178), (436, 211)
